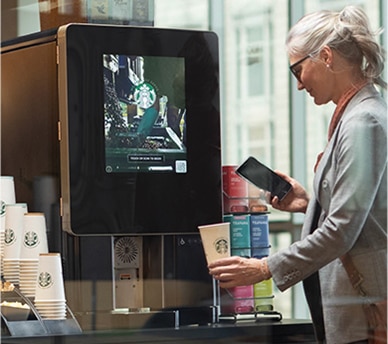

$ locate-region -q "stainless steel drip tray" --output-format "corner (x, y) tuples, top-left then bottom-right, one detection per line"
(74, 306), (217, 331)
(219, 310), (282, 323)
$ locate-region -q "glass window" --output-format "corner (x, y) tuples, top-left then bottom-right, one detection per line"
(301, 0), (383, 193)
(155, 0), (293, 316)
(154, 0), (386, 320)
(1, 0), (385, 335)
(154, 0), (208, 29)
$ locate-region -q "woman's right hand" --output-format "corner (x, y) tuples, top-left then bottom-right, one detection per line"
(271, 171), (309, 213)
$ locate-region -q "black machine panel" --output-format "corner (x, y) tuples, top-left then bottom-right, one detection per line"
(58, 24), (222, 235)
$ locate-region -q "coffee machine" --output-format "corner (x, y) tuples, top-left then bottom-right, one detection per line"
(1, 23), (221, 330)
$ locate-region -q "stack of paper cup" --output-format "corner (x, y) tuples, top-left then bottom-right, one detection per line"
(1, 176), (16, 274)
(19, 213), (49, 298)
(34, 253), (67, 320)
(3, 203), (28, 284)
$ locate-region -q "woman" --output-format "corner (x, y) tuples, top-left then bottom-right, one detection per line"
(208, 6), (387, 344)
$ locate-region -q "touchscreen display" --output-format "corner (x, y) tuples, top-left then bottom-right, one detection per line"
(103, 54), (187, 173)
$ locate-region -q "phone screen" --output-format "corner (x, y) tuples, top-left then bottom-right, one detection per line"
(236, 157), (292, 201)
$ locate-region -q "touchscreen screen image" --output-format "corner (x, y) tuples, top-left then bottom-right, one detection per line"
(103, 54), (187, 173)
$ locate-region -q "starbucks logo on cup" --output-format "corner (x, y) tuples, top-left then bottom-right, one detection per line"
(38, 272), (53, 288)
(0, 201), (5, 217)
(24, 231), (40, 248)
(5, 228), (15, 245)
(214, 238), (229, 255)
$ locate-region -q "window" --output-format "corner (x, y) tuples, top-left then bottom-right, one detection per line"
(154, 0), (386, 319)
(1, 0), (385, 328)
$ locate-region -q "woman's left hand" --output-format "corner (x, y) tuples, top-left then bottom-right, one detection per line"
(208, 256), (270, 288)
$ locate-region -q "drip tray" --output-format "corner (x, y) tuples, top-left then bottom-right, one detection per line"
(219, 311), (282, 323)
(76, 306), (216, 331)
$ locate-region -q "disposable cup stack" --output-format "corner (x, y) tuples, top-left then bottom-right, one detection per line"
(19, 213), (49, 298)
(0, 176), (16, 274)
(34, 253), (67, 320)
(3, 203), (28, 284)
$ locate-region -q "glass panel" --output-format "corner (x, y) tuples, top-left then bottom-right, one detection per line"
(154, 0), (208, 29)
(155, 0), (293, 318)
(220, 0), (290, 222)
(302, 0), (382, 193)
(1, 0), (385, 337)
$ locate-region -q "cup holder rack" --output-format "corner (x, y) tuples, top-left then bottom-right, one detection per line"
(1, 287), (82, 337)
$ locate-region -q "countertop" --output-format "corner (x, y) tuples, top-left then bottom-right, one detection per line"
(1, 318), (316, 344)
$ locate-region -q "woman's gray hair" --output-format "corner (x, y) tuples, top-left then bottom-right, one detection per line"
(286, 6), (386, 89)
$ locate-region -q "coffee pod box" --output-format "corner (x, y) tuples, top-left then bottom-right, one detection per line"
(225, 214), (251, 257)
(254, 278), (274, 311)
(222, 166), (249, 213)
(221, 285), (254, 314)
(250, 214), (270, 258)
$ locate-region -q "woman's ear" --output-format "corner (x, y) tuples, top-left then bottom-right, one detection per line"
(319, 45), (333, 65)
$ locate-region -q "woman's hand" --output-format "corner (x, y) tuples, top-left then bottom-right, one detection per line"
(208, 256), (270, 289)
(271, 170), (309, 213)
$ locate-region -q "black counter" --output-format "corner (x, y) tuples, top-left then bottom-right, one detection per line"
(1, 319), (316, 344)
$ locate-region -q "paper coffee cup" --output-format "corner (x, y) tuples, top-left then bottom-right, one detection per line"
(0, 176), (16, 204)
(198, 222), (230, 264)
(34, 253), (67, 320)
(35, 253), (66, 302)
(20, 213), (48, 260)
(4, 203), (28, 259)
(1, 177), (17, 274)
(1, 176), (16, 232)
(19, 259), (39, 297)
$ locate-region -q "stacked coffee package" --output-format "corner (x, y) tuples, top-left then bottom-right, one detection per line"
(221, 166), (273, 314)
(0, 176), (67, 320)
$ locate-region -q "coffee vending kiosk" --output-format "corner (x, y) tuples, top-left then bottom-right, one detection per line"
(1, 23), (222, 332)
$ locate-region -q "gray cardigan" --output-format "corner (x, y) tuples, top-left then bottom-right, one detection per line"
(267, 85), (387, 344)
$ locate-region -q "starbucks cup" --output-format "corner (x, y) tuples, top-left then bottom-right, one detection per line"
(1, 177), (17, 275)
(0, 176), (16, 205)
(3, 203), (28, 284)
(34, 253), (66, 302)
(198, 222), (231, 264)
(20, 213), (48, 260)
(1, 176), (16, 228)
(4, 204), (28, 259)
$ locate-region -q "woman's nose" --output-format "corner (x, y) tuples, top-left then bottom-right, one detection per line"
(297, 80), (305, 90)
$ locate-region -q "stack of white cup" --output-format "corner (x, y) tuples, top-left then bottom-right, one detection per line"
(3, 203), (28, 284)
(34, 253), (67, 320)
(19, 213), (49, 298)
(0, 176), (16, 273)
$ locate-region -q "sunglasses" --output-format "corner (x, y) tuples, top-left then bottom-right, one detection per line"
(289, 54), (314, 83)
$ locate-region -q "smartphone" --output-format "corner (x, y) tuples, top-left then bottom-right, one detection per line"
(236, 156), (292, 201)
